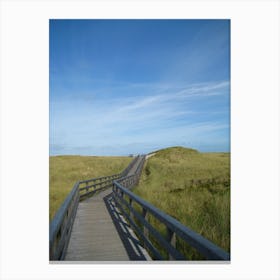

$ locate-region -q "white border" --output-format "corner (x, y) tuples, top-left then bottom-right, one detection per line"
(0, 0), (279, 279)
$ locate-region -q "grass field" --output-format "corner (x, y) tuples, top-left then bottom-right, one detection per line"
(49, 147), (230, 260)
(49, 155), (131, 220)
(133, 146), (230, 259)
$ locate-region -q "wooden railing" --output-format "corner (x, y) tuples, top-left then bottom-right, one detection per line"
(49, 182), (80, 260)
(50, 153), (230, 261)
(112, 179), (230, 261)
(117, 155), (145, 187)
(79, 173), (122, 200)
(49, 156), (140, 260)
(120, 156), (140, 177)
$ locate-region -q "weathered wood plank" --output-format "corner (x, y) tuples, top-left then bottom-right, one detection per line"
(64, 188), (130, 261)
(64, 177), (150, 261)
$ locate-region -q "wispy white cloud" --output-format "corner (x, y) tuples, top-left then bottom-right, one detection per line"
(108, 80), (229, 113)
(176, 80), (229, 96)
(50, 80), (229, 153)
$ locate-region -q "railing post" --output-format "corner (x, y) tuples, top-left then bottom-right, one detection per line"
(129, 198), (134, 221)
(166, 227), (176, 260)
(142, 208), (149, 249)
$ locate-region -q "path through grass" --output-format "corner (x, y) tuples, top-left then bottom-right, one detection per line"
(49, 155), (131, 220)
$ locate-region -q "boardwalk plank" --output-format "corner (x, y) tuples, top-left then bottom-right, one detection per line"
(65, 188), (130, 261)
(64, 156), (149, 261)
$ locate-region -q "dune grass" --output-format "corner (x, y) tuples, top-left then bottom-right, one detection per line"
(49, 147), (230, 260)
(49, 155), (131, 220)
(133, 146), (230, 259)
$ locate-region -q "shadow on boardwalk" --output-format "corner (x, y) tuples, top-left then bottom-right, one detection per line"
(104, 193), (150, 261)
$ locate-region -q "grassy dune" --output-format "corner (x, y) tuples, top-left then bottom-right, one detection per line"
(49, 148), (230, 260)
(49, 155), (131, 220)
(134, 146), (230, 259)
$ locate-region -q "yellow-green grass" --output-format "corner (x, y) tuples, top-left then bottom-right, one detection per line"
(133, 147), (230, 259)
(49, 155), (131, 220)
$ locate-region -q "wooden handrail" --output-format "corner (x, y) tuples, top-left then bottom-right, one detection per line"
(79, 173), (122, 200)
(120, 155), (140, 177)
(117, 156), (145, 188)
(112, 180), (230, 261)
(49, 156), (141, 260)
(49, 182), (80, 260)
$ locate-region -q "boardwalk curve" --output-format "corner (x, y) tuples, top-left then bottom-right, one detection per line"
(50, 154), (230, 262)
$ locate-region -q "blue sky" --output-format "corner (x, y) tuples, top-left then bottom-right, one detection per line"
(50, 19), (230, 156)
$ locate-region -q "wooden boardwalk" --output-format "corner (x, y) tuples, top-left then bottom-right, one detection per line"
(126, 156), (143, 176)
(50, 155), (229, 261)
(65, 156), (150, 261)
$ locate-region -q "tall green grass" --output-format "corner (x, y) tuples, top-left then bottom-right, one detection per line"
(49, 155), (131, 220)
(133, 147), (230, 259)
